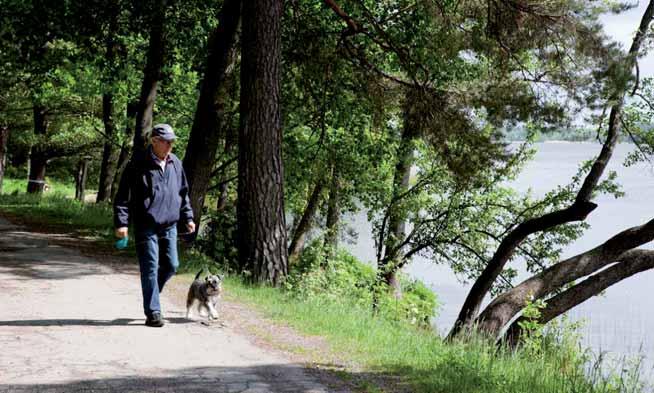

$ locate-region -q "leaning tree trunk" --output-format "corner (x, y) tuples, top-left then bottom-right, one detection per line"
(27, 105), (48, 194)
(0, 125), (9, 193)
(504, 249), (654, 346)
(237, 0), (288, 285)
(477, 216), (654, 337)
(183, 0), (241, 229)
(133, 0), (167, 153)
(288, 181), (324, 261)
(461, 0), (654, 341)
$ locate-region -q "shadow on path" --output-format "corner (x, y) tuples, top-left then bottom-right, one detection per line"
(0, 317), (194, 327)
(0, 364), (361, 393)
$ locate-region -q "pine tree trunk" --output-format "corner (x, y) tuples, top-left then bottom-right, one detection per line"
(133, 0), (167, 153)
(183, 0), (241, 229)
(237, 0), (288, 285)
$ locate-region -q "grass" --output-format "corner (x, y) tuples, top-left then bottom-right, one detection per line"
(220, 278), (646, 393)
(0, 179), (648, 393)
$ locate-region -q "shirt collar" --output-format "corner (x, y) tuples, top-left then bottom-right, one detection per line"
(148, 146), (172, 164)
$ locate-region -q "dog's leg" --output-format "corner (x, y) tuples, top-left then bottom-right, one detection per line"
(186, 290), (195, 319)
(207, 301), (219, 320)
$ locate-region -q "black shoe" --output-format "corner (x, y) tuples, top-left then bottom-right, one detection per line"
(145, 312), (164, 327)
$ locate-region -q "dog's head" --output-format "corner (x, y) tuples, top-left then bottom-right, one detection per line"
(205, 274), (224, 292)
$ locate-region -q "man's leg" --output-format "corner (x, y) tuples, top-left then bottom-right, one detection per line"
(135, 229), (161, 318)
(157, 224), (179, 292)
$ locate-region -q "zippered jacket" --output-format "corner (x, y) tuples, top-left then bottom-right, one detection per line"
(113, 148), (194, 231)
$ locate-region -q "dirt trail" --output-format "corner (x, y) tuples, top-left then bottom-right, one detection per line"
(0, 218), (348, 393)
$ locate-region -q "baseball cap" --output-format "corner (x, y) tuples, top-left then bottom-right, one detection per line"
(151, 124), (177, 141)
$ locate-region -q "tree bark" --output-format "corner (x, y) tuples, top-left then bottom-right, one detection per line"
(237, 0), (288, 285)
(380, 112), (419, 297)
(0, 125), (9, 194)
(27, 105), (48, 194)
(75, 158), (90, 202)
(288, 181), (324, 261)
(133, 0), (167, 153)
(504, 249), (654, 345)
(476, 216), (654, 336)
(96, 93), (118, 202)
(449, 0), (654, 338)
(216, 125), (236, 211)
(111, 102), (137, 201)
(183, 0), (241, 229)
(96, 11), (120, 203)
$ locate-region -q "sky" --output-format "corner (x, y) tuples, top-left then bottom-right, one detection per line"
(600, 1), (654, 76)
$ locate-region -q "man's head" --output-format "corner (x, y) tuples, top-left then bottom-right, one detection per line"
(150, 123), (176, 159)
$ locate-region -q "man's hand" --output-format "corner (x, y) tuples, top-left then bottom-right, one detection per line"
(186, 221), (196, 234)
(115, 227), (128, 238)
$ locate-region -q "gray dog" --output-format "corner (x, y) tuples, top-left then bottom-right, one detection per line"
(186, 270), (224, 320)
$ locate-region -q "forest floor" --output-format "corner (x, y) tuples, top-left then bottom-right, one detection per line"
(0, 216), (363, 393)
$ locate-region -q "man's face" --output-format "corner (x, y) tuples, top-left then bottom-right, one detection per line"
(152, 136), (174, 159)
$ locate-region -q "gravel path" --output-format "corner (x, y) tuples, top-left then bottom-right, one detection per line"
(0, 218), (346, 393)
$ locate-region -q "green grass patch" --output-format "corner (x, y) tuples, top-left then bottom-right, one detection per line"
(221, 278), (646, 393)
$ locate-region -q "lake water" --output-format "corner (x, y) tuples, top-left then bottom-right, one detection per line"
(343, 142), (654, 376)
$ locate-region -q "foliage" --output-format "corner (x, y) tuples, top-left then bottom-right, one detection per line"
(283, 240), (438, 327)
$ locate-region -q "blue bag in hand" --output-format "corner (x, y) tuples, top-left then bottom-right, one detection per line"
(114, 236), (129, 250)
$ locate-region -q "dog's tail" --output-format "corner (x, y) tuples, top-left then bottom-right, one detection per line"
(194, 269), (203, 280)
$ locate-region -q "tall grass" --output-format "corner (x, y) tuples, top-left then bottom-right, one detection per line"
(223, 278), (648, 393)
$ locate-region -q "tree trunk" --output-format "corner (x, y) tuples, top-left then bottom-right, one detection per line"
(133, 0), (167, 153)
(237, 0), (288, 285)
(476, 216), (654, 336)
(183, 0), (241, 229)
(27, 105), (48, 194)
(96, 12), (120, 203)
(504, 249), (654, 346)
(379, 108), (419, 297)
(96, 93), (119, 202)
(75, 158), (90, 202)
(0, 125), (9, 194)
(111, 102), (137, 201)
(324, 164), (341, 254)
(288, 181), (324, 261)
(216, 126), (236, 211)
(456, 0), (654, 340)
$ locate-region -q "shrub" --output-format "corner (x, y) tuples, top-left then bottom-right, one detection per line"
(284, 240), (438, 327)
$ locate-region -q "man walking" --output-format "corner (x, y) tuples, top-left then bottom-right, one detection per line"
(114, 123), (195, 327)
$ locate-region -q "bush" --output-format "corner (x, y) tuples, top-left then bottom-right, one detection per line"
(284, 240), (439, 327)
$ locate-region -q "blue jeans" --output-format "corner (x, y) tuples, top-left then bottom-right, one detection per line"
(135, 224), (179, 317)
